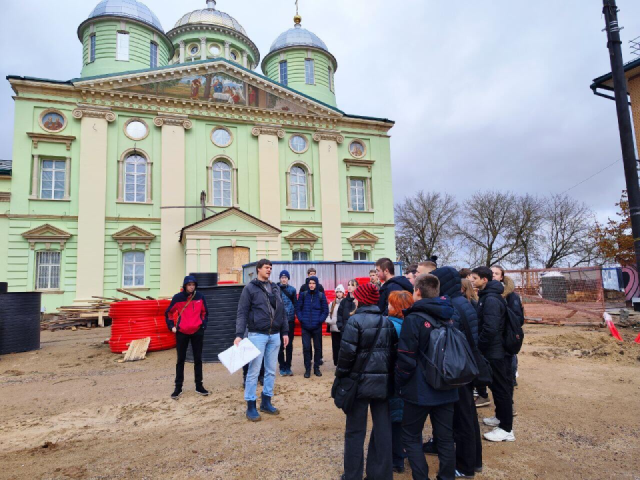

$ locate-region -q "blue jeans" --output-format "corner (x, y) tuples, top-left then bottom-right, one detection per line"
(244, 332), (281, 401)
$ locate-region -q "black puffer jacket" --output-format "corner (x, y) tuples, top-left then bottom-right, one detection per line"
(336, 305), (398, 400)
(432, 267), (480, 343)
(378, 275), (414, 315)
(395, 297), (459, 406)
(477, 280), (506, 360)
(336, 294), (356, 332)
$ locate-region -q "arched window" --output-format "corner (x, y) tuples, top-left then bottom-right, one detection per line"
(212, 161), (232, 207)
(124, 154), (147, 203)
(290, 166), (308, 210)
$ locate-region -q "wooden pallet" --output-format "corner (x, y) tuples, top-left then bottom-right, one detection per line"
(118, 337), (151, 362)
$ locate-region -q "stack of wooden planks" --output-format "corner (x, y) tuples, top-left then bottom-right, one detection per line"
(40, 290), (159, 331)
(41, 298), (117, 331)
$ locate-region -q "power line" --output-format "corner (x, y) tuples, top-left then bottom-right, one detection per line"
(560, 157), (622, 194)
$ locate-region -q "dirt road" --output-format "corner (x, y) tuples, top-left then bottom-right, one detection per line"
(0, 325), (638, 479)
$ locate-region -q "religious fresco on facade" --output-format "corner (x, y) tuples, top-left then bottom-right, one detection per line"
(119, 73), (307, 113)
(41, 111), (65, 131)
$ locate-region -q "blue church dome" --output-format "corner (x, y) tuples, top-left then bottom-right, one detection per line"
(269, 23), (329, 54)
(87, 0), (164, 32)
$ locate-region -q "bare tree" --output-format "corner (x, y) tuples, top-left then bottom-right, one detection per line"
(457, 191), (543, 267)
(539, 194), (595, 268)
(394, 191), (459, 264)
(509, 194), (546, 269)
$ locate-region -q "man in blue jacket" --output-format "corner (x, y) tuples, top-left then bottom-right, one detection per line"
(277, 270), (297, 376)
(295, 276), (328, 378)
(396, 274), (458, 480)
(235, 259), (289, 422)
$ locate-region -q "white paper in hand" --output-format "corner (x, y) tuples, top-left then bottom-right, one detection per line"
(218, 338), (261, 374)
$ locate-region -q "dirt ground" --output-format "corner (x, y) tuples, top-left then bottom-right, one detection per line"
(0, 325), (639, 480)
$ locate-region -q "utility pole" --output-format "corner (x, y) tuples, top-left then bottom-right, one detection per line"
(602, 0), (640, 274)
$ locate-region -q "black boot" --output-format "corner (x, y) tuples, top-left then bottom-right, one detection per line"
(195, 384), (210, 396)
(246, 400), (261, 422)
(259, 393), (279, 415)
(171, 386), (182, 400)
(304, 369), (311, 378)
(314, 366), (322, 377)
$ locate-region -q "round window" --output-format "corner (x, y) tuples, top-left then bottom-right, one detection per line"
(349, 140), (366, 158)
(189, 44), (199, 56)
(290, 135), (308, 153)
(230, 51), (238, 61)
(211, 127), (232, 147)
(209, 44), (221, 56)
(125, 120), (149, 140)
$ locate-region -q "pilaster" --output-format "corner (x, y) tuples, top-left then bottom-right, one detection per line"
(200, 37), (207, 61)
(72, 106), (115, 302)
(313, 130), (345, 260)
(252, 125), (285, 257)
(154, 114), (192, 296)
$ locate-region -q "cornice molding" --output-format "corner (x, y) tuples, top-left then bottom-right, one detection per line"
(153, 114), (193, 129)
(112, 226), (156, 250)
(344, 158), (375, 172)
(252, 125), (285, 138)
(167, 24), (260, 64)
(72, 106), (116, 122)
(313, 130), (344, 144)
(27, 132), (76, 151)
(348, 230), (380, 248)
(22, 223), (72, 250)
(284, 228), (320, 250)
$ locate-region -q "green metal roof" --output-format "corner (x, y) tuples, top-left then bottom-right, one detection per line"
(7, 58), (394, 125)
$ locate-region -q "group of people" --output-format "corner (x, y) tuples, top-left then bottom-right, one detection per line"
(164, 257), (523, 480)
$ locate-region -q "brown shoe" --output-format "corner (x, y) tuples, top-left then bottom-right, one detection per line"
(475, 396), (490, 408)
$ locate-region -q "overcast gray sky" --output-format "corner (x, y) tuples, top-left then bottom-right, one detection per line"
(2, 0), (640, 221)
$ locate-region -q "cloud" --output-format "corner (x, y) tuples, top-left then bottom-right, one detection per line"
(0, 0), (638, 223)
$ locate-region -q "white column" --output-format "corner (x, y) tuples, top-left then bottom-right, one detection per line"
(224, 41), (231, 60)
(64, 156), (71, 200)
(72, 106), (116, 302)
(200, 37), (207, 61)
(179, 41), (185, 63)
(30, 154), (39, 197)
(313, 131), (345, 261)
(242, 52), (248, 68)
(252, 126), (284, 257)
(154, 114), (192, 296)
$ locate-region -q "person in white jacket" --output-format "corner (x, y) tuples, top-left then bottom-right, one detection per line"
(325, 284), (345, 366)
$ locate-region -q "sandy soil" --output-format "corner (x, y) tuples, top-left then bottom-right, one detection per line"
(0, 325), (639, 480)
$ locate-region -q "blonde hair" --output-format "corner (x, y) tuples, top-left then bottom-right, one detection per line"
(461, 278), (478, 302)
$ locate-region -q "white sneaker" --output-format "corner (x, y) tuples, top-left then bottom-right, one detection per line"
(483, 416), (500, 427)
(484, 427), (515, 442)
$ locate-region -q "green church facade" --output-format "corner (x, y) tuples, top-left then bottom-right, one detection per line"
(2, 0), (396, 311)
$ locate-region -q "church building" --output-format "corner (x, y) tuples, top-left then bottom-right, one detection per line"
(1, 0), (396, 309)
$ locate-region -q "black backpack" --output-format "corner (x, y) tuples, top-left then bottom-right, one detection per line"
(414, 312), (479, 391)
(490, 294), (525, 355)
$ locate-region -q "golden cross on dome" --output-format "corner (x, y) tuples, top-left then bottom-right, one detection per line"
(294, 0), (302, 25)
